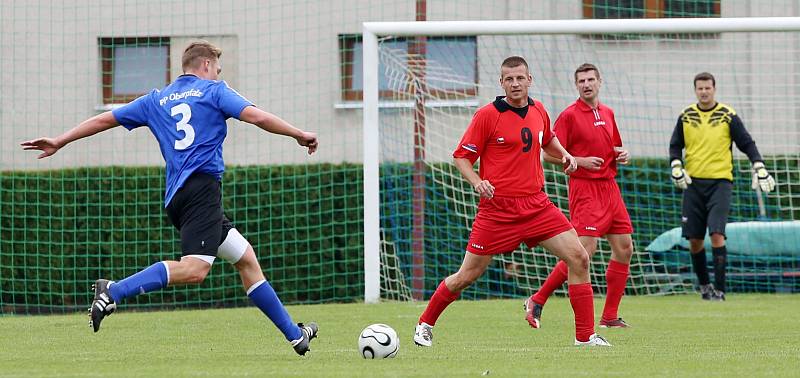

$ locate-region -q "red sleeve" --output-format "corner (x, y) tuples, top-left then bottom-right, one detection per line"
(610, 111), (623, 147)
(453, 107), (493, 164)
(535, 101), (554, 147)
(552, 108), (570, 148)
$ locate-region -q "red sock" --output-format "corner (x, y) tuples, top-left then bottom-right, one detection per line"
(419, 280), (460, 326)
(568, 283), (595, 342)
(602, 260), (630, 321)
(532, 260), (568, 305)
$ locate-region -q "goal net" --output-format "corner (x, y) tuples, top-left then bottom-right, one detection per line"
(2, 2), (799, 314)
(368, 19), (800, 301)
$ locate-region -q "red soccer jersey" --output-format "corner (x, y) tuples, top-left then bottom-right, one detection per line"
(554, 99), (623, 179)
(453, 96), (554, 196)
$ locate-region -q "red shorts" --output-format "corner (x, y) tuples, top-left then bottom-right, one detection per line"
(568, 177), (633, 237)
(466, 191), (573, 255)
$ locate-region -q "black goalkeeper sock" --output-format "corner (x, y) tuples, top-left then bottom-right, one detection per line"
(712, 246), (727, 292)
(691, 249), (711, 286)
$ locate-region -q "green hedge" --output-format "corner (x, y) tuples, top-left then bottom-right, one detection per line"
(0, 164), (365, 313)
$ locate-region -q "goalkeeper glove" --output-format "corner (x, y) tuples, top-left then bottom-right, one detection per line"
(751, 161), (776, 193)
(671, 159), (692, 190)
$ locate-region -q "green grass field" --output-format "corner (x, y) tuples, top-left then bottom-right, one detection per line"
(2, 295), (799, 377)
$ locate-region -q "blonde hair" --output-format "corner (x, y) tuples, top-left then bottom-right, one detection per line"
(501, 56), (528, 71)
(182, 41), (222, 71)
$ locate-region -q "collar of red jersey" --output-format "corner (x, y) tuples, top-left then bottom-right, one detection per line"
(493, 96), (535, 112)
(576, 98), (603, 112)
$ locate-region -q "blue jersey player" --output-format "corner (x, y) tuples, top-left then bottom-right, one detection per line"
(21, 41), (319, 356)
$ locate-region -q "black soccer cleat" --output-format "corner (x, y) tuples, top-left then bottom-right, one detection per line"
(699, 284), (715, 301)
(88, 279), (116, 333)
(291, 322), (318, 356)
(711, 290), (726, 301)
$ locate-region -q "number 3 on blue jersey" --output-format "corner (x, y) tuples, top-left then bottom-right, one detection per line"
(171, 103), (195, 150)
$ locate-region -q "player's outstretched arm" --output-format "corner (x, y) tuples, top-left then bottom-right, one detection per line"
(20, 111), (120, 159)
(542, 137), (577, 174)
(239, 106), (318, 155)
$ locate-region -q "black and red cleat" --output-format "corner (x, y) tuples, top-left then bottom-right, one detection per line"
(524, 296), (543, 329)
(599, 317), (630, 328)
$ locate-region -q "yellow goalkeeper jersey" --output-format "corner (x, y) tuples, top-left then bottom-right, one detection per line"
(668, 102), (762, 181)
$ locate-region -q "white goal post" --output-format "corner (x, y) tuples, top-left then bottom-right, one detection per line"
(362, 17), (800, 303)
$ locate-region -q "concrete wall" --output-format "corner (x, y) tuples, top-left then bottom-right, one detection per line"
(2, 0), (798, 170)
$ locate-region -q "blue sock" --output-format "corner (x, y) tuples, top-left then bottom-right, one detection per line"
(247, 280), (302, 341)
(108, 262), (169, 303)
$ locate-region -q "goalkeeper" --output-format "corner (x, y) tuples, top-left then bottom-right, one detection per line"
(668, 72), (775, 301)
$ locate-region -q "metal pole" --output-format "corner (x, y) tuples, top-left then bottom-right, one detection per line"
(409, 0), (427, 301)
(363, 28), (380, 303)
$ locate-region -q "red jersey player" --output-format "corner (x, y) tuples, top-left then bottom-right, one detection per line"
(526, 63), (634, 330)
(412, 57), (611, 348)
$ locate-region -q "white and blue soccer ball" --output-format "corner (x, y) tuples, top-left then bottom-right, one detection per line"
(358, 323), (399, 359)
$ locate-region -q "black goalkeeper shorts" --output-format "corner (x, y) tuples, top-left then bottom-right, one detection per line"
(165, 173), (234, 257)
(681, 178), (732, 240)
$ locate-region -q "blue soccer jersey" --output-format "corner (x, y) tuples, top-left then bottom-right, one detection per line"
(112, 75), (253, 207)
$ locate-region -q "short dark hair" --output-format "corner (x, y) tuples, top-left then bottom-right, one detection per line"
(694, 72), (716, 88)
(501, 56), (529, 71)
(574, 63), (600, 82)
(182, 40), (222, 71)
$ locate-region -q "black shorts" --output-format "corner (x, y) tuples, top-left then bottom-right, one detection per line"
(165, 173), (234, 257)
(681, 178), (732, 240)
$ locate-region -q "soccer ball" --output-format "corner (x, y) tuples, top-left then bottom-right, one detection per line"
(358, 323), (399, 359)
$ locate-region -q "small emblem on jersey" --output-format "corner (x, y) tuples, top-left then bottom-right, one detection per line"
(496, 137), (505, 144)
(593, 120), (606, 127)
(201, 240), (205, 247)
(584, 226), (597, 231)
(471, 243), (485, 250)
(462, 144), (478, 153)
(681, 216), (688, 223)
